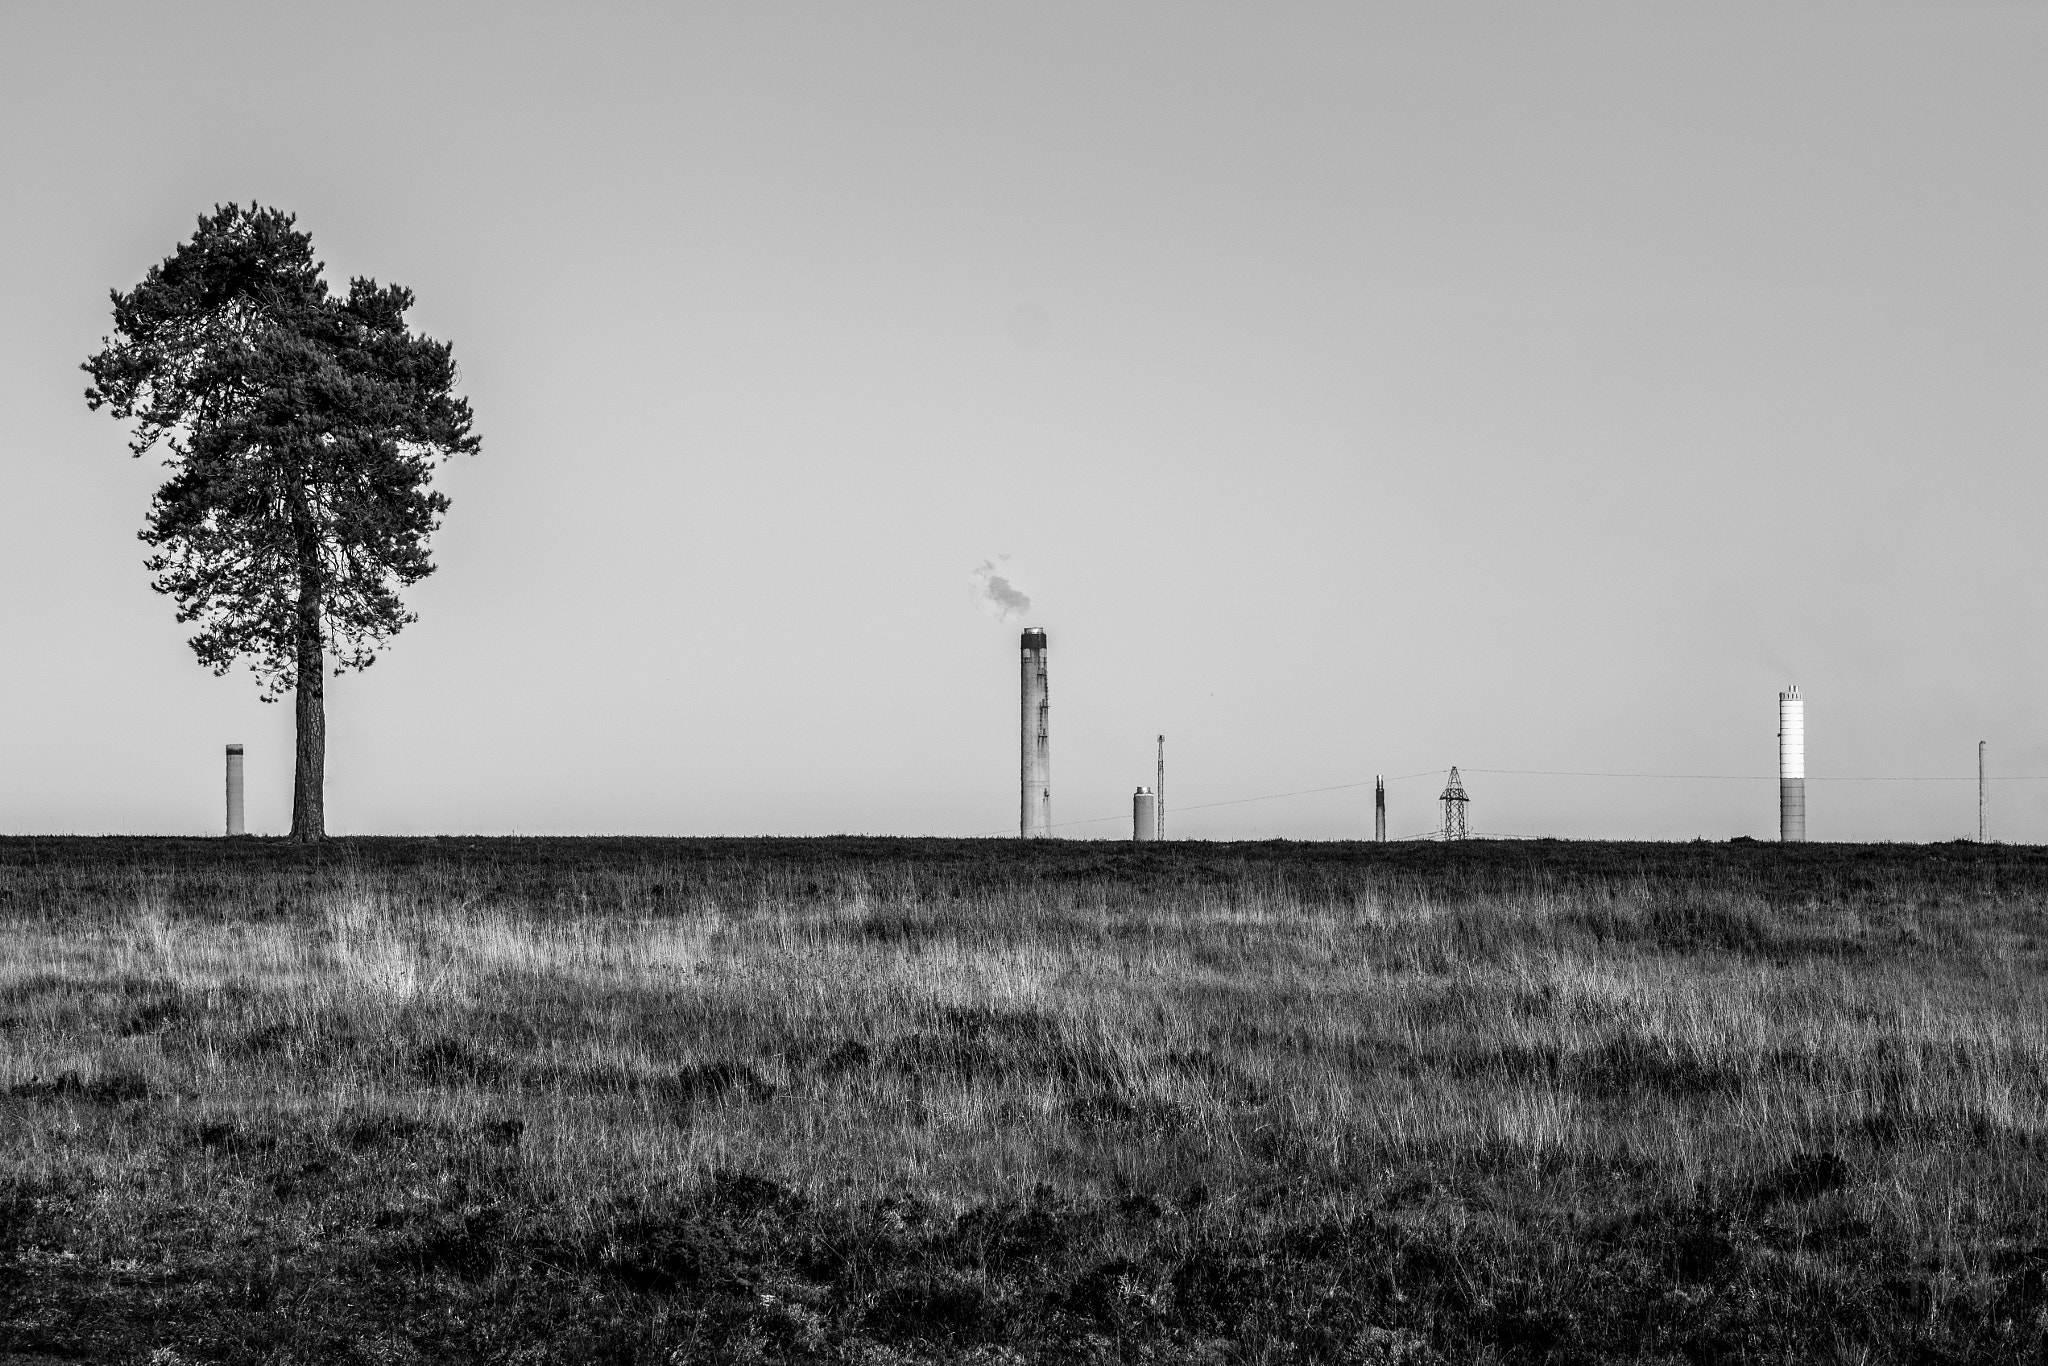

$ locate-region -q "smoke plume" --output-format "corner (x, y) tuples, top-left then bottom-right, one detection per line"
(970, 557), (1033, 621)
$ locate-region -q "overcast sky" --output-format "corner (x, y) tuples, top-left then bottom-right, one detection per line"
(3, 3), (2045, 841)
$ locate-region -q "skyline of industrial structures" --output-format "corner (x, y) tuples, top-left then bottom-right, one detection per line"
(194, 641), (2012, 843)
(994, 625), (2001, 845)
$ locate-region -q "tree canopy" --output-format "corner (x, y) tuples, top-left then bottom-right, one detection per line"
(84, 204), (479, 838)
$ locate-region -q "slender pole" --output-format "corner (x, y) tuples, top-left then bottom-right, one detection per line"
(1374, 775), (1385, 842)
(1979, 740), (1988, 843)
(1156, 735), (1165, 840)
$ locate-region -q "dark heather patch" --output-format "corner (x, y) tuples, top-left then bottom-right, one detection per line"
(645, 1062), (777, 1114)
(183, 1120), (278, 1155)
(1569, 1035), (1746, 1100)
(596, 1217), (733, 1292)
(817, 1039), (871, 1075)
(863, 1270), (1000, 1344)
(336, 1113), (427, 1151)
(401, 1206), (504, 1279)
(1064, 1256), (1171, 1329)
(1755, 1151), (1852, 1207)
(412, 1036), (502, 1085)
(240, 1022), (296, 1054)
(478, 1117), (525, 1149)
(883, 1006), (1116, 1089)
(1067, 1090), (1191, 1135)
(8, 1071), (150, 1103)
(114, 996), (183, 1036)
(701, 1170), (797, 1215)
(855, 912), (948, 945)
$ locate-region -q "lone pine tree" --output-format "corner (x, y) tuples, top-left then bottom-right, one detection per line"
(83, 204), (479, 841)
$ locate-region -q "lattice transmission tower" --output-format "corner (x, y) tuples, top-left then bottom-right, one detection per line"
(1439, 767), (1469, 841)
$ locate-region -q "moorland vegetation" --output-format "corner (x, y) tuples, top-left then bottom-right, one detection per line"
(2, 836), (2046, 1363)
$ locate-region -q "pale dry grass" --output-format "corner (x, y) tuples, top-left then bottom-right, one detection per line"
(4, 856), (2044, 1261)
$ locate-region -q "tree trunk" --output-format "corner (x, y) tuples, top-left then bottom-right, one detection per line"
(289, 576), (326, 843)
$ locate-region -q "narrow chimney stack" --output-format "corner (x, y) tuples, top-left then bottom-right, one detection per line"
(1020, 628), (1051, 837)
(225, 744), (245, 836)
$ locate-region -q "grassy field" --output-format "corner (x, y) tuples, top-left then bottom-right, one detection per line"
(2, 836), (2046, 1364)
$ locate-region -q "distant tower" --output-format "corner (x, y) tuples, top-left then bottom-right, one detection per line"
(1374, 775), (1386, 842)
(1133, 787), (1158, 842)
(1979, 740), (1988, 843)
(1156, 735), (1166, 840)
(1439, 767), (1468, 841)
(225, 744), (245, 836)
(1020, 628), (1051, 837)
(1779, 686), (1805, 842)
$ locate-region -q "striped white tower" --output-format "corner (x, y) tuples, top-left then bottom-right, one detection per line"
(1020, 628), (1051, 837)
(1778, 686), (1805, 842)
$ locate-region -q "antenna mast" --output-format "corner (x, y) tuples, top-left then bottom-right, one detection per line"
(1980, 740), (1988, 843)
(1439, 767), (1468, 841)
(1156, 735), (1165, 840)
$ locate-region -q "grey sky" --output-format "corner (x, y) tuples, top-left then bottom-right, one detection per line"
(3, 3), (2044, 840)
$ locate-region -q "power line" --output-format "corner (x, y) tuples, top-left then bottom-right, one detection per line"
(1467, 768), (2048, 782)
(1465, 768), (1766, 780)
(1818, 776), (2048, 782)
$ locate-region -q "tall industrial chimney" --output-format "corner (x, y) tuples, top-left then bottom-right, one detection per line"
(1020, 628), (1051, 837)
(225, 744), (245, 836)
(1779, 686), (1805, 842)
(1374, 775), (1386, 842)
(1133, 787), (1157, 842)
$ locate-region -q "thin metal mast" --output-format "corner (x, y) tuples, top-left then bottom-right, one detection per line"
(1156, 735), (1166, 840)
(1374, 775), (1385, 842)
(1980, 740), (1988, 843)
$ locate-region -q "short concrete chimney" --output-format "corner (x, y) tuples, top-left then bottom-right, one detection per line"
(225, 744), (245, 836)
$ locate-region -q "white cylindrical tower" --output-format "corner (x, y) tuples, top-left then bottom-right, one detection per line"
(1133, 786), (1158, 842)
(225, 744), (245, 836)
(1020, 628), (1051, 837)
(1778, 686), (1805, 842)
